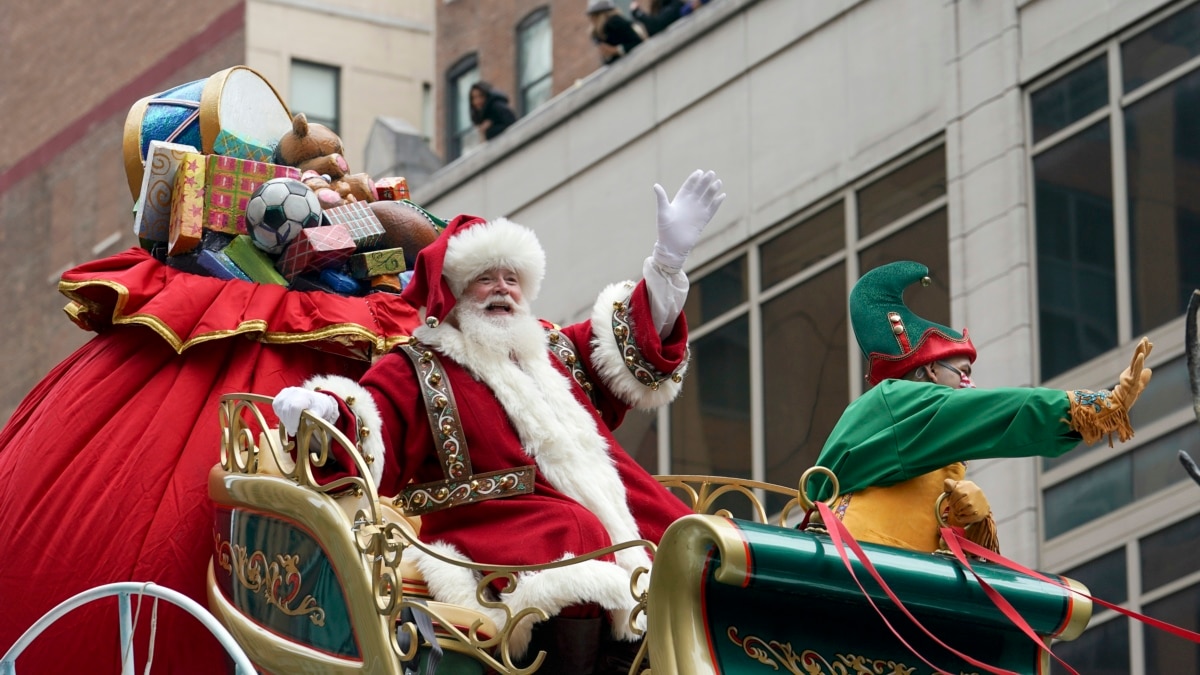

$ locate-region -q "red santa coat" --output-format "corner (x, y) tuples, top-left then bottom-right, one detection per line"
(312, 279), (692, 653)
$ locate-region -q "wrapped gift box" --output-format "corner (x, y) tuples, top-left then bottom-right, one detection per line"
(323, 201), (385, 249)
(275, 224), (356, 280)
(348, 247), (406, 279)
(197, 248), (252, 282)
(134, 140), (199, 244)
(167, 153), (207, 256)
(374, 176), (410, 201)
(224, 235), (288, 286)
(212, 129), (275, 163)
(204, 155), (301, 236)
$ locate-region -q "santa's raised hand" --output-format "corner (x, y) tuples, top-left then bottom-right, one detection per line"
(651, 169), (726, 272)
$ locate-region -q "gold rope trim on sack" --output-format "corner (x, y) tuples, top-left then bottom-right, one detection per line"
(611, 292), (684, 391)
(1067, 389), (1134, 447)
(59, 277), (403, 356)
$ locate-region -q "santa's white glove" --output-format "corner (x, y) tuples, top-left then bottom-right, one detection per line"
(272, 387), (340, 436)
(652, 169), (726, 272)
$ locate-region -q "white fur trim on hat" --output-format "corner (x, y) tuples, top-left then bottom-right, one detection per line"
(303, 375), (385, 486)
(442, 218), (546, 302)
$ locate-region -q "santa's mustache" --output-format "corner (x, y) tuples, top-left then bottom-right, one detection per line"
(473, 294), (521, 313)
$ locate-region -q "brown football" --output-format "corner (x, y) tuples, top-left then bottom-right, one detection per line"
(368, 201), (440, 268)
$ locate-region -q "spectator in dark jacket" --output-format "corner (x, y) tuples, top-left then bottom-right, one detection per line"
(469, 82), (518, 141)
(587, 0), (644, 65)
(631, 0), (683, 37)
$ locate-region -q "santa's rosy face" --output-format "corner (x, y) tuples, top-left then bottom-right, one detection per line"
(463, 268), (523, 315)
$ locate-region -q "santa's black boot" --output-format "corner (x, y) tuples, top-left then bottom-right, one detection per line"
(519, 616), (603, 674)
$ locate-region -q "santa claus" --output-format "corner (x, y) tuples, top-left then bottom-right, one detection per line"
(273, 169), (726, 673)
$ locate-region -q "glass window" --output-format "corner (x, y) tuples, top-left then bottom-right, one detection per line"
(1122, 3), (1200, 93)
(1033, 120), (1117, 380)
(857, 146), (946, 237)
(1051, 617), (1129, 675)
(612, 408), (658, 475)
(1124, 68), (1200, 334)
(762, 263), (848, 513)
(1044, 423), (1197, 538)
(1143, 583), (1200, 672)
(446, 55), (480, 161)
(1031, 55), (1108, 144)
(290, 60), (340, 133)
(760, 203), (844, 289)
(1063, 547), (1128, 604)
(517, 8), (553, 115)
(682, 256), (747, 324)
(670, 316), (751, 479)
(1044, 455), (1132, 539)
(1131, 424), (1197, 499)
(859, 208), (952, 329)
(1140, 513), (1200, 592)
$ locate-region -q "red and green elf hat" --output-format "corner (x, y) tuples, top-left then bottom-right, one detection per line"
(850, 260), (975, 385)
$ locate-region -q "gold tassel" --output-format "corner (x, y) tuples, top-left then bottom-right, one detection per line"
(1068, 389), (1134, 447)
(964, 513), (1000, 554)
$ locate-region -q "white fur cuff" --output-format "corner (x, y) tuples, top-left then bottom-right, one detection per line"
(589, 282), (687, 410)
(303, 375), (385, 486)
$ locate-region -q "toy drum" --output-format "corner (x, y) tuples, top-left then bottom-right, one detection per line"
(123, 65), (293, 200)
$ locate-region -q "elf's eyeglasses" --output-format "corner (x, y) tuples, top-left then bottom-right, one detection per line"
(935, 361), (975, 389)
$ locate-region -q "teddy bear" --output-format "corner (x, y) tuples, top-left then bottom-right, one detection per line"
(275, 113), (375, 206)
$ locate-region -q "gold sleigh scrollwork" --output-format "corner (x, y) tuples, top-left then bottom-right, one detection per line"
(728, 627), (980, 675)
(214, 531), (327, 627)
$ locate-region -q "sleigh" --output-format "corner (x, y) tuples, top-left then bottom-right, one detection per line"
(207, 393), (1092, 675)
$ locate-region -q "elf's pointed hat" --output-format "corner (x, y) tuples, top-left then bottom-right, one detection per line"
(401, 214), (546, 326)
(850, 261), (975, 385)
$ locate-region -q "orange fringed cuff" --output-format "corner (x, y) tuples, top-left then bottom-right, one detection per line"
(964, 513), (1000, 554)
(1068, 389), (1134, 447)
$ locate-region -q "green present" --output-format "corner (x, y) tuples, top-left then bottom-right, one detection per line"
(348, 247), (406, 279)
(213, 129), (276, 163)
(224, 235), (287, 286)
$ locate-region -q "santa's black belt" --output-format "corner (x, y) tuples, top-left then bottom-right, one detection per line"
(393, 341), (535, 516)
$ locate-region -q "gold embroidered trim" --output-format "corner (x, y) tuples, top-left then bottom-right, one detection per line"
(393, 467), (536, 517)
(394, 342), (536, 516)
(58, 277), (409, 356)
(546, 327), (598, 408)
(610, 293), (684, 391)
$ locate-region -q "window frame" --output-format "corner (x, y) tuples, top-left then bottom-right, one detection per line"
(444, 53), (480, 161)
(516, 6), (553, 116)
(289, 59), (341, 135)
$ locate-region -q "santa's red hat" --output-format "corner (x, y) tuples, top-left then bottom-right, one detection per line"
(401, 215), (546, 325)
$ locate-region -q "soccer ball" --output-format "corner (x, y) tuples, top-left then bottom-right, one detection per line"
(246, 178), (322, 254)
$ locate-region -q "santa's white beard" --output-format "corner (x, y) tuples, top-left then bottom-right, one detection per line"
(450, 295), (547, 365)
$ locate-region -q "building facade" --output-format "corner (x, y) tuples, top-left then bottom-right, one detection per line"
(0, 0), (435, 422)
(245, 0), (435, 172)
(435, 0), (644, 161)
(413, 1), (1200, 672)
